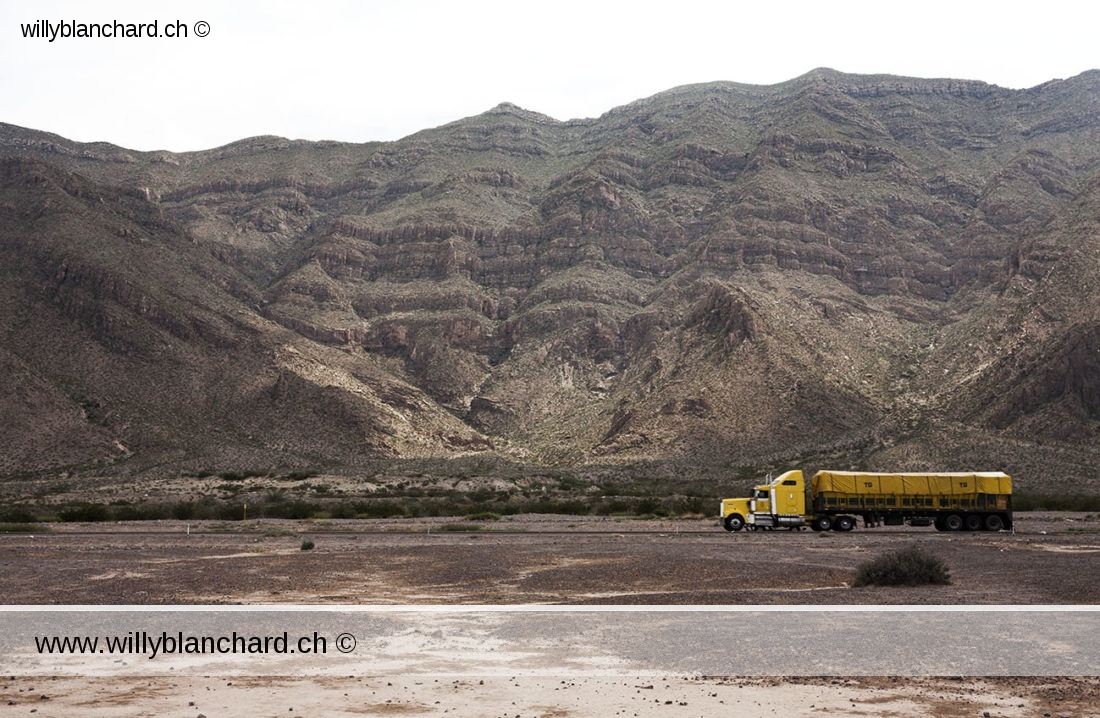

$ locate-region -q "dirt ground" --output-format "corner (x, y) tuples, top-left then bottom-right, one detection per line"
(1, 675), (1099, 718)
(2, 512), (1099, 716)
(0, 512), (1097, 604)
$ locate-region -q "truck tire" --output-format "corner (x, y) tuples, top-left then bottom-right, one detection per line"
(834, 515), (855, 532)
(984, 514), (1005, 532)
(964, 513), (983, 531)
(943, 514), (964, 531)
(724, 514), (745, 532)
(812, 516), (832, 532)
(934, 516), (946, 531)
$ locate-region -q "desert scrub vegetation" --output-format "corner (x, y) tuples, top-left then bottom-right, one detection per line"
(1013, 493), (1100, 511)
(852, 545), (951, 587)
(15, 494), (714, 523)
(12, 477), (720, 522)
(465, 512), (502, 521)
(0, 523), (43, 533)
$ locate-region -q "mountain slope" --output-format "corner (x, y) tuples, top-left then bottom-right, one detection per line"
(2, 68), (1099, 491)
(0, 157), (489, 475)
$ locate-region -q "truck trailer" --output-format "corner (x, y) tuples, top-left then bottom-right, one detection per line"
(720, 470), (1012, 532)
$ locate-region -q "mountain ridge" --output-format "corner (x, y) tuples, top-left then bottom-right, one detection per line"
(2, 69), (1099, 494)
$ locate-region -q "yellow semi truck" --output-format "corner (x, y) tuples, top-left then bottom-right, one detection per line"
(720, 470), (1012, 532)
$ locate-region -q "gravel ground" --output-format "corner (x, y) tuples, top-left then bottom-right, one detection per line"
(1, 512), (1097, 604)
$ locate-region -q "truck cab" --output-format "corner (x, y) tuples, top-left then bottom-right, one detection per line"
(720, 496), (752, 531)
(721, 470), (809, 531)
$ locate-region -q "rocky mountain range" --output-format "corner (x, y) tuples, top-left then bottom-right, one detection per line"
(3, 68), (1099, 494)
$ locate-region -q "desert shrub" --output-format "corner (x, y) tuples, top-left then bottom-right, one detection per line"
(58, 503), (110, 522)
(852, 545), (951, 587)
(357, 501), (409, 519)
(328, 504), (359, 519)
(669, 495), (709, 516)
(216, 503), (247, 521)
(0, 507), (39, 523)
(520, 499), (589, 515)
(1013, 493), (1100, 511)
(264, 501), (321, 520)
(172, 501), (197, 520)
(300, 540), (315, 551)
(468, 487), (496, 503)
(594, 498), (634, 516)
(0, 523), (41, 533)
(465, 512), (501, 521)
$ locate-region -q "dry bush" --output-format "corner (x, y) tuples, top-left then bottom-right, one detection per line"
(852, 545), (951, 586)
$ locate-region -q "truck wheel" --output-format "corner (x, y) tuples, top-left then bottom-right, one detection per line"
(834, 516), (855, 532)
(934, 517), (946, 531)
(812, 516), (832, 532)
(724, 514), (745, 532)
(984, 514), (1005, 532)
(964, 513), (983, 531)
(943, 514), (964, 531)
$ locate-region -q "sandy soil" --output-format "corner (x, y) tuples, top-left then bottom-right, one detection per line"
(2, 512), (1098, 716)
(2, 675), (1099, 717)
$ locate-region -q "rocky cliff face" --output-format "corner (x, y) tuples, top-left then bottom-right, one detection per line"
(2, 68), (1099, 488)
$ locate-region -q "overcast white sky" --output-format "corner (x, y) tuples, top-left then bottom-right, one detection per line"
(2, 0), (1097, 152)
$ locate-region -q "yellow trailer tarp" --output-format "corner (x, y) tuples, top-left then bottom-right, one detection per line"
(812, 471), (1011, 497)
